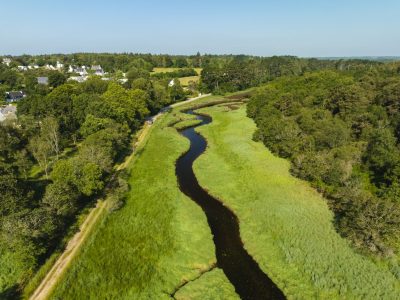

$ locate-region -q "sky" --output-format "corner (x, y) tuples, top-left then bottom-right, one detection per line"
(0, 0), (399, 57)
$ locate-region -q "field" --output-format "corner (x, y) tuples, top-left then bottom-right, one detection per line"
(49, 104), (236, 299)
(193, 104), (400, 299)
(178, 76), (200, 86)
(152, 67), (202, 75)
(151, 67), (202, 87)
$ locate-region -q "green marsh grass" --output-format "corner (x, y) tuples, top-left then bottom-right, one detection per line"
(50, 112), (235, 299)
(193, 104), (400, 299)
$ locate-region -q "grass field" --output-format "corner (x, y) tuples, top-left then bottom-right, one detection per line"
(179, 76), (200, 86)
(193, 104), (400, 299)
(49, 108), (236, 299)
(152, 67), (202, 75)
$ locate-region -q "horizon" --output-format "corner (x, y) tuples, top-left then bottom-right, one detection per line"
(1, 0), (399, 57)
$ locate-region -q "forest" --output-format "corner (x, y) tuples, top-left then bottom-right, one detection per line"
(247, 68), (400, 257)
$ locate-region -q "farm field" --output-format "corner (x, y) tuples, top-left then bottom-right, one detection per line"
(48, 99), (236, 299)
(193, 104), (400, 299)
(178, 75), (200, 86)
(152, 67), (202, 75)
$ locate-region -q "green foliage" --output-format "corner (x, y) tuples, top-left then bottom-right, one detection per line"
(248, 71), (400, 256)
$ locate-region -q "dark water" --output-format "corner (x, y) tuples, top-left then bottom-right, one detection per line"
(175, 110), (285, 300)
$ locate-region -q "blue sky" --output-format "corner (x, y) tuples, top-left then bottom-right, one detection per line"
(0, 0), (399, 56)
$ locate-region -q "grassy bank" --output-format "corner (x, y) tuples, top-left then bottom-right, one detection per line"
(193, 104), (400, 299)
(49, 109), (234, 299)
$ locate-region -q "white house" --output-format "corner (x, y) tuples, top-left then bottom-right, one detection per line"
(17, 66), (28, 71)
(2, 58), (12, 66)
(56, 61), (64, 70)
(44, 64), (56, 70)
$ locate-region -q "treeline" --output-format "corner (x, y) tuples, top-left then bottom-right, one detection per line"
(0, 74), (184, 297)
(247, 68), (400, 256)
(200, 55), (384, 94)
(2, 52), (205, 72)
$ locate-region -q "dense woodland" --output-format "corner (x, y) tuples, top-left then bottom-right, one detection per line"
(1, 53), (400, 296)
(248, 67), (400, 257)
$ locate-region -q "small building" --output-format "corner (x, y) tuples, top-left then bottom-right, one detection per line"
(56, 61), (64, 70)
(37, 77), (49, 85)
(91, 65), (102, 71)
(2, 58), (12, 66)
(44, 64), (56, 70)
(68, 76), (87, 83)
(0, 105), (17, 122)
(5, 91), (26, 103)
(168, 79), (175, 87)
(94, 69), (105, 76)
(17, 65), (28, 71)
(75, 67), (88, 76)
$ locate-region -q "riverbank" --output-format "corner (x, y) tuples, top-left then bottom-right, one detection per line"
(48, 96), (239, 299)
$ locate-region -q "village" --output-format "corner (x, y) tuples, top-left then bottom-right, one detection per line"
(0, 57), (130, 122)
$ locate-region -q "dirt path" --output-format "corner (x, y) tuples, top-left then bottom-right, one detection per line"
(29, 94), (210, 300)
(29, 200), (107, 300)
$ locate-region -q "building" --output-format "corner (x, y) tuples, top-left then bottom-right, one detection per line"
(37, 77), (49, 85)
(92, 65), (105, 76)
(44, 64), (56, 70)
(94, 69), (105, 76)
(5, 91), (26, 103)
(2, 58), (12, 66)
(0, 105), (17, 122)
(17, 65), (28, 71)
(56, 61), (64, 70)
(75, 67), (88, 76)
(68, 76), (88, 83)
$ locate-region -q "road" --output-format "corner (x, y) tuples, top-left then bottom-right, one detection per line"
(29, 93), (211, 300)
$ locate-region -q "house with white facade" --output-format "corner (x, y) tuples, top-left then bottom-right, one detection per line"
(2, 58), (12, 66)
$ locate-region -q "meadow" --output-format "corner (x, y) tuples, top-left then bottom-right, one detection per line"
(193, 104), (400, 299)
(152, 67), (202, 75)
(49, 106), (236, 299)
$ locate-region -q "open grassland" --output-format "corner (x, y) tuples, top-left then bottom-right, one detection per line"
(175, 269), (239, 300)
(179, 76), (200, 86)
(49, 109), (236, 299)
(193, 104), (400, 299)
(152, 67), (202, 75)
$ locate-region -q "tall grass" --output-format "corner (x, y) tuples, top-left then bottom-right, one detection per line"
(194, 104), (400, 299)
(50, 113), (221, 299)
(175, 269), (239, 300)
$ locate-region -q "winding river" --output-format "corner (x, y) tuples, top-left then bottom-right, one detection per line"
(175, 109), (285, 300)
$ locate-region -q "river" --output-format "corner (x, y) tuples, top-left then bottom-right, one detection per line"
(175, 109), (285, 300)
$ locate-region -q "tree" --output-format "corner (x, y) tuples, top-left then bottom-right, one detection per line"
(169, 79), (185, 102)
(42, 182), (79, 217)
(41, 117), (61, 160)
(48, 71), (67, 87)
(29, 135), (52, 178)
(101, 82), (149, 128)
